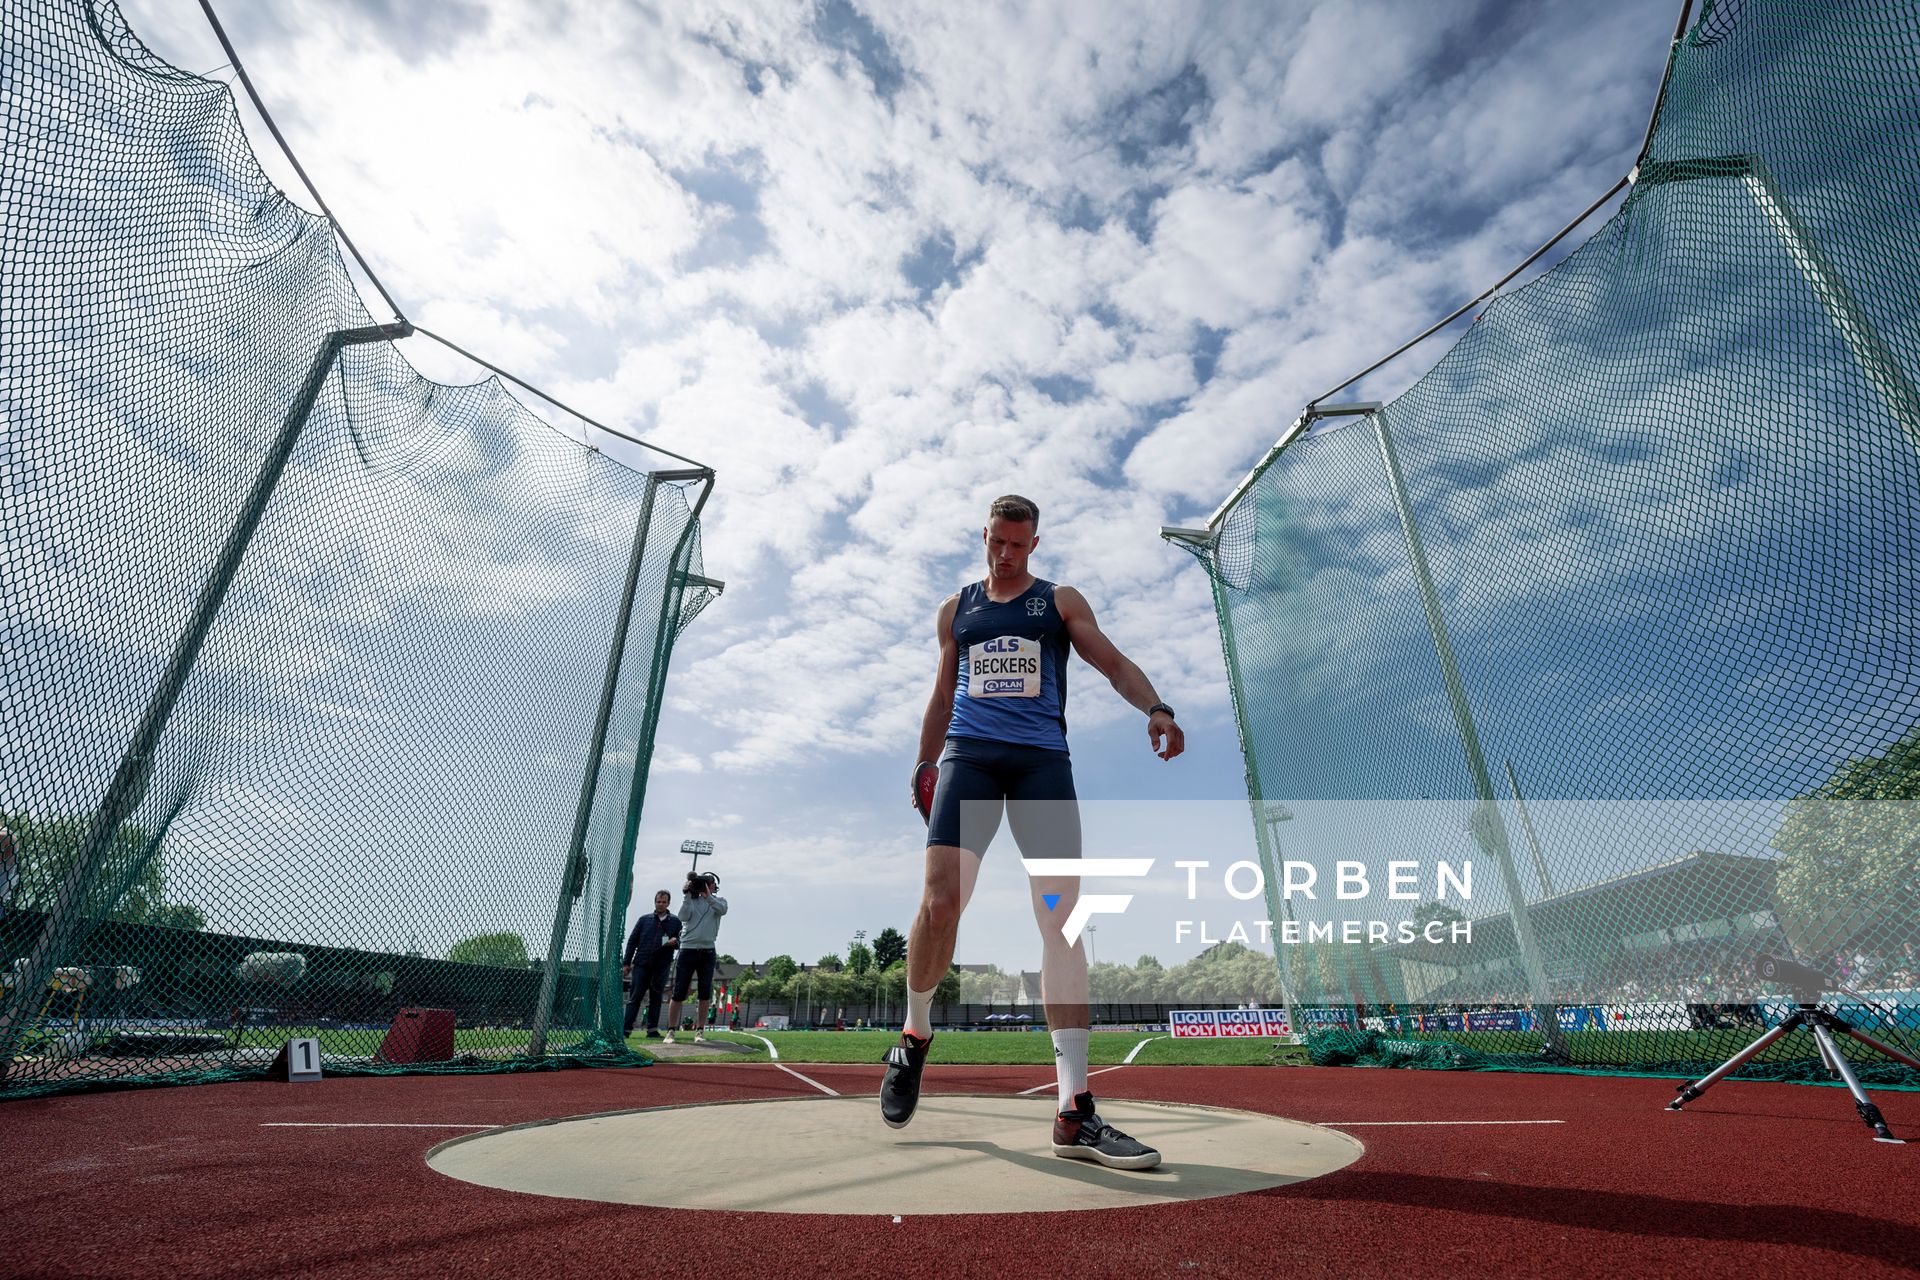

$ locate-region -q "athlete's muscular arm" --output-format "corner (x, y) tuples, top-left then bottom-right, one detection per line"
(1055, 586), (1186, 761)
(916, 594), (962, 772)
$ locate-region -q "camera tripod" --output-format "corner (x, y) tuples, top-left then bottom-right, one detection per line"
(1667, 996), (1920, 1144)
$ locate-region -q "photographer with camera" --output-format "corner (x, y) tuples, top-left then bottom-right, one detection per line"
(662, 871), (727, 1045)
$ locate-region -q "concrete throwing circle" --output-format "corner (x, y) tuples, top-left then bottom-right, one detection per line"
(426, 1094), (1362, 1215)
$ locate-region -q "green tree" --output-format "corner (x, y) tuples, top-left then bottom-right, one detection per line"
(1163, 942), (1281, 1004)
(847, 941), (874, 975)
(447, 932), (530, 968)
(816, 952), (844, 972)
(935, 964), (962, 1004)
(956, 964), (1013, 1002)
(3, 812), (203, 928)
(765, 954), (800, 985)
(148, 902), (208, 932)
(1773, 726), (1920, 954)
(738, 974), (783, 1003)
(873, 926), (907, 969)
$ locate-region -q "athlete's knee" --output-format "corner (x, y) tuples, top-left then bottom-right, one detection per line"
(921, 845), (980, 924)
(919, 878), (965, 927)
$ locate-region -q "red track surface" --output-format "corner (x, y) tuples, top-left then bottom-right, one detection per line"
(5, 1064), (1917, 1278)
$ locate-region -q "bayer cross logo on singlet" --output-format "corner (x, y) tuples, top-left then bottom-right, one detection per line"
(968, 635), (1041, 697)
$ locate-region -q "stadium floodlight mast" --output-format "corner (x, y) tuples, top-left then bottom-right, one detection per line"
(682, 839), (715, 876)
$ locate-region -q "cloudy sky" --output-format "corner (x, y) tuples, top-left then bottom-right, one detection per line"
(117, 0), (1680, 971)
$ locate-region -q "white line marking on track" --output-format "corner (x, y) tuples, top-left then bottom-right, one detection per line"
(1124, 1035), (1167, 1064)
(774, 1063), (839, 1096)
(1017, 1064), (1127, 1096)
(261, 1123), (499, 1129)
(1314, 1119), (1566, 1126)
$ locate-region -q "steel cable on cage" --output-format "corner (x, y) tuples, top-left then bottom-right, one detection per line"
(1306, 0), (1696, 410)
(196, 0), (405, 324)
(194, 0), (713, 475)
(409, 326), (713, 471)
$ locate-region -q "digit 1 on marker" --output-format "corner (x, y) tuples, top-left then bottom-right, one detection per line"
(272, 1037), (323, 1082)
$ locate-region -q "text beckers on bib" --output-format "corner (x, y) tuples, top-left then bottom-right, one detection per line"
(968, 636), (1041, 697)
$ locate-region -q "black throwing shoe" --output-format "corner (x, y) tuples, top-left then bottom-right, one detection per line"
(1052, 1091), (1161, 1169)
(880, 1032), (933, 1129)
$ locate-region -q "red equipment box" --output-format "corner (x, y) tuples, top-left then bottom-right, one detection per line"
(376, 1007), (455, 1064)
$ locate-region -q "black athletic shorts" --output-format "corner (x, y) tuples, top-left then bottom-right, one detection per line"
(926, 736), (1081, 859)
(671, 947), (716, 1002)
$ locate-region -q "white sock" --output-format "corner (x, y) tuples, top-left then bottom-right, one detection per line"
(905, 986), (936, 1041)
(1052, 1028), (1090, 1110)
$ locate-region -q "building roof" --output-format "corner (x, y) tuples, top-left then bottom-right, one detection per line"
(1379, 849), (1779, 966)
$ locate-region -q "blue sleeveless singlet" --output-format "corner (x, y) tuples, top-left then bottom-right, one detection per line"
(947, 578), (1070, 751)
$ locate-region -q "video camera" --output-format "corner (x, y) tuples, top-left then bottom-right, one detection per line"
(684, 870), (720, 898)
(1753, 952), (1834, 999)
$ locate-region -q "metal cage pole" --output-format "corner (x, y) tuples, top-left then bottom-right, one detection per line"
(1635, 154), (1920, 453)
(592, 477), (723, 1043)
(1260, 802), (1304, 1040)
(1505, 759), (1559, 900)
(1371, 406), (1568, 1059)
(0, 323), (411, 1072)
(529, 472), (666, 1056)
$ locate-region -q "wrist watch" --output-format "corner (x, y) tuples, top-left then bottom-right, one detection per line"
(1147, 702), (1175, 720)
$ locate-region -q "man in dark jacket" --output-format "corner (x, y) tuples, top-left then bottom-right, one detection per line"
(621, 890), (681, 1038)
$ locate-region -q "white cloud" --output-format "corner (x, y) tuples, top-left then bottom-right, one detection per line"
(82, 0), (1690, 965)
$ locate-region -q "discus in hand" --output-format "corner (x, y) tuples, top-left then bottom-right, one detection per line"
(913, 761), (938, 825)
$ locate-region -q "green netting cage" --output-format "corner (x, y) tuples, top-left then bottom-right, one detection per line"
(0, 0), (719, 1098)
(1172, 0), (1920, 1084)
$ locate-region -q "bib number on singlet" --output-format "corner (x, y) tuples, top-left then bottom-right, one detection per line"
(968, 636), (1041, 697)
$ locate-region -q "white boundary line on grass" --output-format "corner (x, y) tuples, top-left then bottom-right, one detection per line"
(1124, 1035), (1167, 1064)
(734, 1032), (780, 1060)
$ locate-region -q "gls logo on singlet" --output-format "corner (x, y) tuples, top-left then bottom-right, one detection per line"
(969, 635), (1040, 697)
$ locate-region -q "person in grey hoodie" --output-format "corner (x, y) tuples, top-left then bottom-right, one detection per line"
(663, 873), (727, 1044)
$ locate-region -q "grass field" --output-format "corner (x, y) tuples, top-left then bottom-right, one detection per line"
(140, 1022), (1915, 1074)
(667, 1029), (1311, 1067)
(227, 1028), (585, 1056)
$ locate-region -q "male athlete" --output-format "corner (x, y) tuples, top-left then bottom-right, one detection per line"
(880, 494), (1184, 1169)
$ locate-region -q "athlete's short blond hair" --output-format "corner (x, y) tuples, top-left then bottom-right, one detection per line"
(988, 494), (1039, 529)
